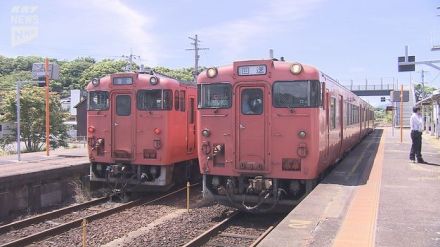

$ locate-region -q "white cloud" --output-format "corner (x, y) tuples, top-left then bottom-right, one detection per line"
(85, 0), (159, 65)
(195, 0), (325, 61)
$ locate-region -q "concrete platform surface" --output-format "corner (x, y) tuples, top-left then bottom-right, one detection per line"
(0, 147), (88, 180)
(259, 127), (440, 247)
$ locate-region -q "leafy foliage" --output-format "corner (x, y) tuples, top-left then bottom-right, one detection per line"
(415, 83), (437, 101)
(0, 87), (69, 152)
(0, 70), (33, 91)
(55, 57), (96, 96)
(79, 60), (128, 88)
(153, 66), (195, 82)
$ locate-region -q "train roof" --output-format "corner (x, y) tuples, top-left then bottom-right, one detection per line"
(198, 59), (374, 109)
(86, 71), (195, 91)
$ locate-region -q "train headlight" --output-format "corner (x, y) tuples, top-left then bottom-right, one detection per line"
(290, 63), (303, 75)
(206, 67), (218, 78)
(202, 128), (211, 137)
(298, 130), (307, 139)
(92, 78), (100, 87)
(88, 126), (96, 133)
(150, 76), (159, 85)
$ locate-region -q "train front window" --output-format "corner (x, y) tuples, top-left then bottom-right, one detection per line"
(273, 80), (321, 108)
(198, 83), (232, 109)
(137, 89), (172, 111)
(88, 91), (109, 110)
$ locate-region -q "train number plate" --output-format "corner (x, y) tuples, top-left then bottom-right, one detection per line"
(237, 65), (267, 76)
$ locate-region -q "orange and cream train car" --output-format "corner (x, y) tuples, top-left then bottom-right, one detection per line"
(86, 71), (198, 192)
(197, 59), (374, 212)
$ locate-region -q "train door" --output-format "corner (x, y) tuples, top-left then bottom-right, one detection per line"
(187, 96), (196, 153)
(111, 92), (134, 159)
(236, 85), (267, 171)
(339, 95), (344, 155)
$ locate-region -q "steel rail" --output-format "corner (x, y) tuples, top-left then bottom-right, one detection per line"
(1, 183), (200, 247)
(182, 210), (240, 247)
(183, 210), (282, 247)
(0, 196), (109, 234)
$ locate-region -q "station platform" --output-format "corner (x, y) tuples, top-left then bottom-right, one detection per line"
(0, 147), (88, 182)
(259, 127), (440, 247)
(0, 147), (89, 220)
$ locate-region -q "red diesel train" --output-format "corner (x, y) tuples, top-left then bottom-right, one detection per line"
(86, 71), (198, 192)
(197, 59), (374, 212)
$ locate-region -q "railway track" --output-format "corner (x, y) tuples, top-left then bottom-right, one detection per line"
(183, 210), (284, 247)
(0, 184), (198, 247)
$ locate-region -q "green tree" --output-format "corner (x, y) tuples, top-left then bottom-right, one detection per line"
(79, 59), (128, 88)
(12, 56), (44, 72)
(0, 56), (17, 76)
(415, 83), (437, 101)
(0, 87), (69, 152)
(0, 70), (33, 90)
(153, 66), (195, 81)
(55, 57), (96, 96)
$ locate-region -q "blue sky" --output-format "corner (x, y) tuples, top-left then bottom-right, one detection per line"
(0, 0), (439, 95)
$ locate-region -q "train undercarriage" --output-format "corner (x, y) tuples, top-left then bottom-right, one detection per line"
(202, 174), (317, 213)
(90, 160), (199, 194)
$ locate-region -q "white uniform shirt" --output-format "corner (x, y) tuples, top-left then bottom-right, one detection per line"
(410, 113), (423, 132)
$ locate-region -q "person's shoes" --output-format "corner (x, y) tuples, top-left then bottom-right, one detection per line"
(417, 159), (428, 164)
(410, 158), (415, 163)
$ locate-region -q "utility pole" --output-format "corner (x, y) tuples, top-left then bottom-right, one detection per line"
(186, 34), (209, 81)
(122, 49), (140, 72)
(419, 69), (428, 98)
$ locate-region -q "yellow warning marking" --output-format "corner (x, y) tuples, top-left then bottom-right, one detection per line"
(288, 219), (312, 229)
(332, 128), (386, 247)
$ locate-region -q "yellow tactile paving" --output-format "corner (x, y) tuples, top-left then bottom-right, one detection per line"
(332, 129), (385, 247)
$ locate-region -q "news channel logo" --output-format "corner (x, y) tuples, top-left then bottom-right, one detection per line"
(10, 5), (39, 47)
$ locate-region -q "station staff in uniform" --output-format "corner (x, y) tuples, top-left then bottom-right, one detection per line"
(409, 106), (427, 163)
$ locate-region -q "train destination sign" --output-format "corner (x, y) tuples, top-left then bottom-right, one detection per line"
(237, 65), (267, 76)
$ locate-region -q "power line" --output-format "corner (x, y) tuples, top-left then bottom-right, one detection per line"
(186, 34), (209, 81)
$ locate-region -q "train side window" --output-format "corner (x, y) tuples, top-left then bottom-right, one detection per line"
(180, 90), (186, 112)
(116, 95), (131, 116)
(189, 98), (195, 124)
(330, 97), (336, 129)
(0, 125), (2, 132)
(163, 90), (173, 110)
(242, 88), (263, 115)
(174, 90), (180, 111)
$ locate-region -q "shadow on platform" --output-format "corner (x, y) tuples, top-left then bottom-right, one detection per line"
(321, 129), (383, 187)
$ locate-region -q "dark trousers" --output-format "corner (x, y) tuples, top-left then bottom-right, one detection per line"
(410, 130), (422, 160)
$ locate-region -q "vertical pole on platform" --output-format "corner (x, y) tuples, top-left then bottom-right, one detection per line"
(45, 58), (50, 156)
(400, 85), (403, 143)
